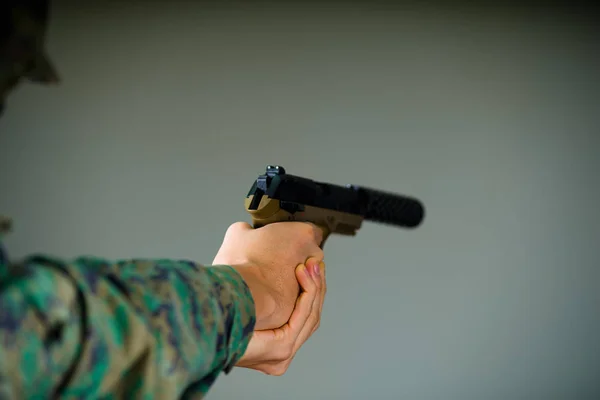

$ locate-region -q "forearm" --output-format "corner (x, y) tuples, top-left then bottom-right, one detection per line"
(0, 255), (256, 398)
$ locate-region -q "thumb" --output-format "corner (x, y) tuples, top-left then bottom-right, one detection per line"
(225, 221), (253, 237)
(213, 222), (253, 265)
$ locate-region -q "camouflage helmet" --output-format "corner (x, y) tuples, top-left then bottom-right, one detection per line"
(1, 0), (60, 116)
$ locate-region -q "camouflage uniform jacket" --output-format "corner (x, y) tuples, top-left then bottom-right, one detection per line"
(2, 3), (256, 397)
(0, 216), (257, 399)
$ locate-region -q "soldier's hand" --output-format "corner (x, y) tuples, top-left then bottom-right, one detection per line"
(213, 222), (324, 330)
(235, 260), (326, 375)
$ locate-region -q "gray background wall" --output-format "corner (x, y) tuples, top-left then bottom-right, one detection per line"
(1, 1), (599, 399)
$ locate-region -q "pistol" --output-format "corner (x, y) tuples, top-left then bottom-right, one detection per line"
(245, 165), (425, 245)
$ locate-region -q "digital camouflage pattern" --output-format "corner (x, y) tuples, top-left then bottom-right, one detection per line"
(0, 246), (257, 398)
(2, 2), (257, 398)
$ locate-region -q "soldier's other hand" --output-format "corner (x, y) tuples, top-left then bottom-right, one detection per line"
(234, 260), (326, 375)
(212, 222), (323, 330)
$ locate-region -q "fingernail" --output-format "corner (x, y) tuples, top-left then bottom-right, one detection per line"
(304, 264), (312, 278)
(313, 263), (320, 276)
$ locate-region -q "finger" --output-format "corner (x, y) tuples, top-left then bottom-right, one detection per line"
(213, 221), (253, 264)
(287, 263), (318, 333)
(313, 261), (327, 334)
(316, 261), (326, 312)
(292, 260), (323, 351)
(309, 260), (323, 309)
(234, 329), (275, 367)
(243, 262), (319, 370)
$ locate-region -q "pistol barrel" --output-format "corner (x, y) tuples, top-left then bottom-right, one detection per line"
(347, 185), (424, 228)
(246, 166), (425, 229)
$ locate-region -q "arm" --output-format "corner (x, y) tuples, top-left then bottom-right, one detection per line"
(0, 254), (255, 398)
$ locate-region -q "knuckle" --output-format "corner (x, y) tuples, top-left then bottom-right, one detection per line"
(314, 277), (322, 288)
(299, 222), (319, 243)
(276, 343), (294, 361)
(229, 221), (245, 229)
(309, 314), (319, 329)
(226, 221), (246, 235)
(314, 320), (321, 332)
(303, 223), (316, 241)
(266, 363), (289, 376)
(263, 365), (278, 375)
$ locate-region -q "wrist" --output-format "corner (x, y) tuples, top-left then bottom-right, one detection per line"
(231, 264), (276, 330)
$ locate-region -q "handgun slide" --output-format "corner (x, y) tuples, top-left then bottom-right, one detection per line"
(245, 165), (424, 241)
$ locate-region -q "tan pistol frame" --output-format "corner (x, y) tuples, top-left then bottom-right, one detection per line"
(245, 195), (364, 246)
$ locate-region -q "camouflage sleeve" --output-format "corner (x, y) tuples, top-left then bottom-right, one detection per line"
(0, 254), (256, 399)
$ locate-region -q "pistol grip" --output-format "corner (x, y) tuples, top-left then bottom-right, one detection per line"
(317, 224), (331, 249)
